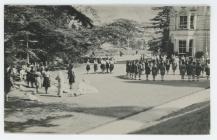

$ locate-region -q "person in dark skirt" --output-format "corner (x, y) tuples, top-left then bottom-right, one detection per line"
(130, 61), (134, 79)
(165, 59), (170, 74)
(186, 61), (192, 81)
(134, 61), (139, 80)
(159, 62), (166, 81)
(126, 61), (130, 77)
(68, 65), (75, 89)
(42, 68), (50, 94)
(145, 61), (151, 80)
(192, 62), (196, 81)
(105, 59), (110, 73)
(109, 59), (114, 73)
(86, 60), (90, 74)
(5, 66), (14, 102)
(195, 61), (202, 81)
(205, 60), (210, 80)
(26, 64), (31, 87)
(172, 60), (177, 75)
(138, 61), (143, 80)
(179, 60), (186, 80)
(29, 66), (36, 88)
(152, 61), (158, 81)
(94, 59), (98, 73)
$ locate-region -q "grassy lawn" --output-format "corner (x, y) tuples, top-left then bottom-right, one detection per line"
(131, 102), (210, 134)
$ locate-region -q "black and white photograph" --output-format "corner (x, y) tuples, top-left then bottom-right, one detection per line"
(3, 3), (212, 135)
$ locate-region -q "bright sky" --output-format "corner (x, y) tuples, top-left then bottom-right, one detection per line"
(86, 5), (158, 25)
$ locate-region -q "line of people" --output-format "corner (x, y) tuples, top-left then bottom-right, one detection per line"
(126, 56), (210, 81)
(86, 58), (115, 74)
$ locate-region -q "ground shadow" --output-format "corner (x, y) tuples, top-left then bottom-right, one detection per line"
(116, 75), (210, 88)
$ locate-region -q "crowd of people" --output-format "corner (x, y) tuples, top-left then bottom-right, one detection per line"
(126, 55), (210, 81)
(5, 63), (76, 101)
(86, 58), (115, 74)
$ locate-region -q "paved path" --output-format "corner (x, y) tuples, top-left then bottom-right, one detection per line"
(6, 64), (210, 134)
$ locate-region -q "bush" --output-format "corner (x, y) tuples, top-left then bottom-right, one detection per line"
(195, 51), (204, 59)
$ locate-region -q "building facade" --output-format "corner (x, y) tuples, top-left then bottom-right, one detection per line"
(169, 6), (210, 57)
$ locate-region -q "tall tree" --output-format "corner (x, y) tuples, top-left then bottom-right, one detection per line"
(150, 6), (173, 56)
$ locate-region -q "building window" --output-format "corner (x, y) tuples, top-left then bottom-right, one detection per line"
(179, 40), (186, 54)
(190, 16), (194, 29)
(189, 39), (193, 56)
(179, 16), (187, 29)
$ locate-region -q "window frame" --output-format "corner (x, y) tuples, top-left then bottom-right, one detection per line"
(179, 16), (188, 29)
(179, 40), (187, 54)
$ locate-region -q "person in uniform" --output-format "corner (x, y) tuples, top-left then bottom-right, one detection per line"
(106, 59), (110, 73)
(68, 65), (75, 90)
(159, 61), (166, 81)
(138, 61), (143, 80)
(165, 59), (170, 74)
(29, 66), (36, 88)
(55, 71), (63, 97)
(126, 61), (130, 77)
(145, 60), (151, 80)
(186, 61), (192, 81)
(35, 68), (42, 94)
(179, 60), (186, 80)
(42, 68), (50, 94)
(134, 61), (139, 80)
(205, 60), (210, 80)
(93, 59), (98, 73)
(195, 61), (202, 81)
(86, 60), (90, 74)
(152, 61), (158, 81)
(191, 61), (197, 81)
(109, 58), (114, 73)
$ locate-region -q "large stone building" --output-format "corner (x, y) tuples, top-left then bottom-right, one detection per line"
(169, 6), (210, 57)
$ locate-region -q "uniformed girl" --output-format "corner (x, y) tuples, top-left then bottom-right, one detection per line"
(138, 61), (143, 80)
(191, 62), (196, 81)
(145, 61), (151, 80)
(159, 61), (166, 81)
(186, 61), (192, 81)
(152, 61), (158, 81)
(179, 60), (186, 80)
(109, 59), (114, 73)
(205, 60), (210, 80)
(86, 60), (90, 74)
(165, 59), (170, 74)
(94, 59), (98, 73)
(42, 68), (50, 94)
(195, 61), (202, 81)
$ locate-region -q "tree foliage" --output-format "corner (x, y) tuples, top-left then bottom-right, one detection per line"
(150, 6), (173, 56)
(4, 5), (93, 65)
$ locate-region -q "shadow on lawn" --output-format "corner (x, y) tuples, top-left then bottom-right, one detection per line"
(116, 75), (210, 88)
(5, 98), (151, 132)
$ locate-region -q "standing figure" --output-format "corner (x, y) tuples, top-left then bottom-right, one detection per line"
(68, 65), (75, 90)
(152, 62), (158, 81)
(138, 61), (143, 80)
(29, 66), (36, 88)
(172, 60), (177, 75)
(55, 71), (63, 97)
(42, 68), (50, 94)
(179, 61), (186, 80)
(86, 60), (90, 74)
(26, 64), (31, 87)
(134, 61), (139, 80)
(130, 61), (134, 79)
(195, 61), (202, 81)
(192, 62), (196, 81)
(186, 61), (193, 81)
(159, 62), (166, 81)
(165, 59), (170, 74)
(93, 59), (98, 73)
(106, 59), (110, 73)
(205, 60), (210, 80)
(109, 59), (114, 73)
(35, 69), (42, 94)
(145, 61), (151, 80)
(126, 61), (130, 77)
(5, 66), (14, 102)
(100, 59), (106, 74)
